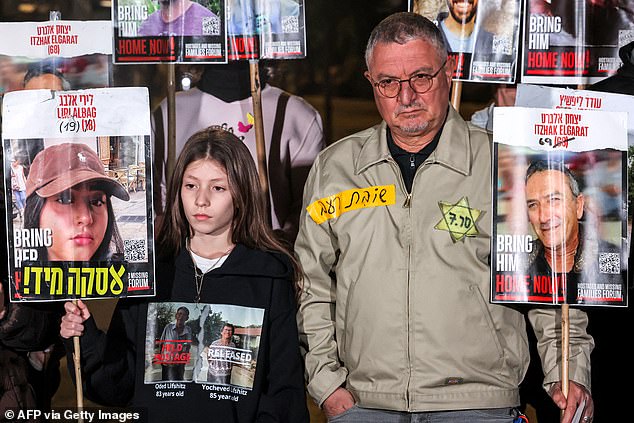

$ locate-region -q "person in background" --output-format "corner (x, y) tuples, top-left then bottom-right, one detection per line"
(295, 12), (594, 423)
(470, 83), (517, 131)
(10, 157), (27, 221)
(152, 61), (324, 245)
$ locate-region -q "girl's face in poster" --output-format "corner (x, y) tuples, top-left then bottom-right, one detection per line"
(39, 183), (108, 261)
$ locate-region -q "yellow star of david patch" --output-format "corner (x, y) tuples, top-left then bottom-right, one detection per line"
(434, 196), (483, 243)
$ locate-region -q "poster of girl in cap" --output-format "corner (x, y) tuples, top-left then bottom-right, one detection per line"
(2, 87), (155, 302)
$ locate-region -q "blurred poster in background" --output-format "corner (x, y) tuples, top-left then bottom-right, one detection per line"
(226, 0), (306, 60)
(113, 0), (228, 63)
(410, 0), (522, 82)
(520, 0), (634, 85)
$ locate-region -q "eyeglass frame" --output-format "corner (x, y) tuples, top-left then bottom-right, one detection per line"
(367, 58), (449, 98)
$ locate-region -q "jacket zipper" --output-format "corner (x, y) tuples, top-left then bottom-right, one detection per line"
(386, 157), (411, 208)
(387, 157), (412, 409)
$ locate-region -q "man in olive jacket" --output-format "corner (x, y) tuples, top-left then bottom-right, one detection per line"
(295, 12), (595, 423)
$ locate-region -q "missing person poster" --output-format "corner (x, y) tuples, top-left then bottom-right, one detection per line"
(520, 0), (634, 85)
(409, 0), (522, 82)
(2, 87), (155, 301)
(227, 0), (306, 60)
(145, 302), (263, 401)
(515, 84), (634, 253)
(491, 107), (628, 307)
(0, 20), (111, 95)
(113, 0), (228, 63)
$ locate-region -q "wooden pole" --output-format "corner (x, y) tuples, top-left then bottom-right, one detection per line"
(72, 300), (84, 423)
(249, 60), (269, 198)
(50, 11), (84, 421)
(560, 302), (570, 420)
(451, 80), (463, 111)
(166, 64), (177, 184)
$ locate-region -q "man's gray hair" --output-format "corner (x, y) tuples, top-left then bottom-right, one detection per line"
(23, 62), (71, 90)
(365, 12), (448, 69)
(525, 160), (581, 197)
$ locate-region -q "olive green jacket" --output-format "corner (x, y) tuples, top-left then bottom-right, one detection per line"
(295, 107), (593, 411)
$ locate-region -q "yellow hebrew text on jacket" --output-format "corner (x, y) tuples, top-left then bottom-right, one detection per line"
(307, 185), (396, 224)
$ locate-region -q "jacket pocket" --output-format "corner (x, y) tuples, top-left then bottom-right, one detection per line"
(469, 284), (505, 362)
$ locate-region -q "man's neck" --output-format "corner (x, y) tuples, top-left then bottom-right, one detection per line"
(543, 239), (579, 273)
(444, 18), (475, 39)
(392, 133), (435, 153)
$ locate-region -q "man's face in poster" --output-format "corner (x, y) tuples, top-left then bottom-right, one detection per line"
(447, 0), (478, 24)
(525, 169), (584, 251)
(175, 308), (189, 330)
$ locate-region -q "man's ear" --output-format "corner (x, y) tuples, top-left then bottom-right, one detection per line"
(576, 193), (585, 219)
(444, 55), (455, 83)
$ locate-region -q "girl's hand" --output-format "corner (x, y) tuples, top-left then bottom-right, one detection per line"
(60, 300), (91, 338)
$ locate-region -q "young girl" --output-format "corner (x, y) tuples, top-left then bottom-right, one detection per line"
(60, 127), (308, 422)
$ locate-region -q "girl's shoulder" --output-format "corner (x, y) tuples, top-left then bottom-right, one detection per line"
(224, 244), (292, 280)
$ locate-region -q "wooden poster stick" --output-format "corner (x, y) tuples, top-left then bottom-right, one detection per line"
(249, 60), (270, 198)
(451, 80), (463, 111)
(72, 300), (84, 423)
(166, 64), (177, 184)
(49, 11), (84, 420)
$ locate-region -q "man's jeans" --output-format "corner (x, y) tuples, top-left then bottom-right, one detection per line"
(328, 405), (520, 423)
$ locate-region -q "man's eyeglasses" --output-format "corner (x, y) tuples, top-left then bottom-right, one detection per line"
(369, 59), (448, 98)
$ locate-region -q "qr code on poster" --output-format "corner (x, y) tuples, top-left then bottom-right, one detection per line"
(124, 239), (147, 262)
(282, 16), (299, 33)
(202, 16), (221, 35)
(599, 252), (620, 274)
(492, 35), (512, 55)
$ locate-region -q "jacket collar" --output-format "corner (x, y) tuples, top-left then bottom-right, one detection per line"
(355, 106), (472, 176)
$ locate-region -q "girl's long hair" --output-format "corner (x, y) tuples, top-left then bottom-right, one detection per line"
(157, 127), (302, 293)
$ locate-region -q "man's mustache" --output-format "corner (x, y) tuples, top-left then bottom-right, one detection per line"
(539, 217), (562, 230)
(394, 102), (426, 115)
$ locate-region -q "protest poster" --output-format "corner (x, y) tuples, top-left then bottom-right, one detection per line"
(2, 87), (155, 301)
(409, 0), (522, 82)
(491, 106), (628, 307)
(113, 0), (228, 63)
(145, 302), (263, 394)
(0, 20), (111, 94)
(521, 0), (634, 85)
(226, 0), (306, 60)
(515, 83), (634, 255)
